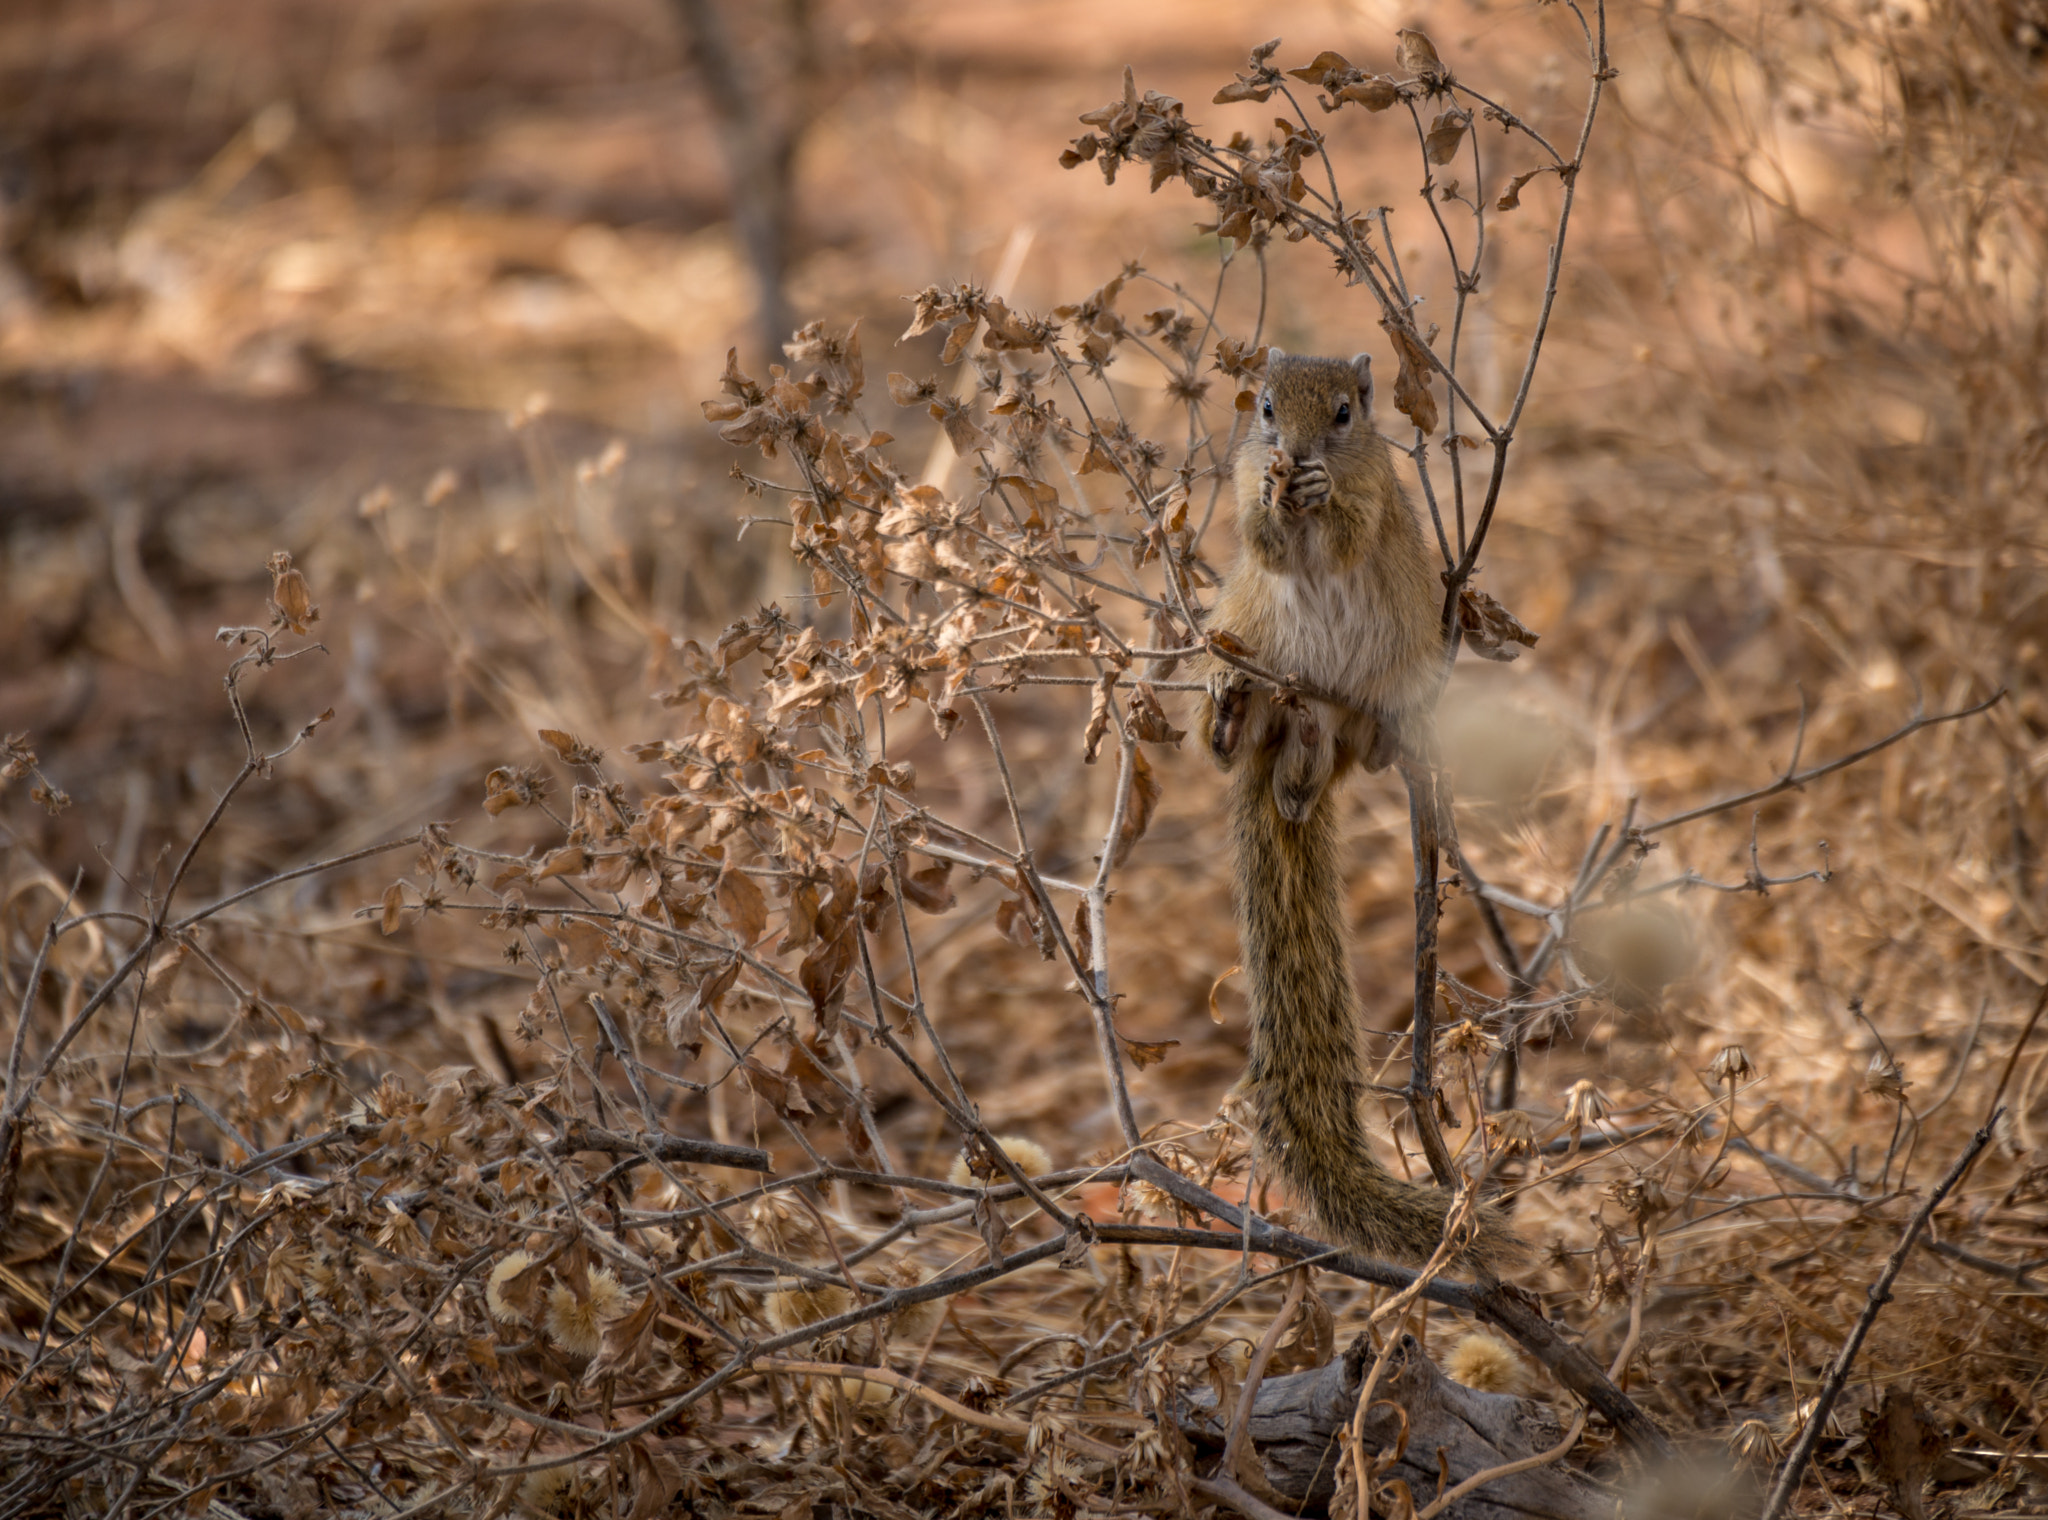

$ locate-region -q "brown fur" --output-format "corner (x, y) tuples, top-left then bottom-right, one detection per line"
(1197, 351), (1523, 1275)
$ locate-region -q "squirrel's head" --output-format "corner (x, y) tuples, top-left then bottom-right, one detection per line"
(1250, 350), (1378, 471)
(1236, 350), (1399, 569)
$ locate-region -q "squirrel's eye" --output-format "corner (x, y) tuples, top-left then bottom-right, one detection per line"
(1261, 396), (1273, 420)
(1335, 401), (1351, 425)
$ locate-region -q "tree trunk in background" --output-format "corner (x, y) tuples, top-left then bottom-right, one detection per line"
(667, 0), (815, 364)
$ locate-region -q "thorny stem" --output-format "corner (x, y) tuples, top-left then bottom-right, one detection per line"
(1401, 760), (1456, 1188)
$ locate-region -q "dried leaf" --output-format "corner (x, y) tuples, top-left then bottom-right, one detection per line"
(1382, 321), (1440, 436)
(783, 1041), (847, 1115)
(886, 372), (937, 406)
(1287, 50), (1355, 84)
(379, 882), (405, 936)
(622, 1443), (689, 1520)
(743, 1057), (811, 1120)
(974, 1194), (1010, 1261)
(1111, 749), (1161, 866)
(1495, 167), (1547, 211)
(1213, 78), (1275, 104)
(778, 882), (820, 953)
(1395, 28), (1447, 81)
(140, 942), (189, 1015)
(1337, 77), (1400, 111)
(539, 728), (603, 766)
(1457, 586), (1540, 661)
(1424, 109), (1471, 165)
(535, 846), (590, 882)
(585, 852), (635, 894)
(718, 868), (769, 944)
(798, 923), (858, 1027)
(1208, 964), (1241, 1025)
(1083, 673), (1117, 763)
(1207, 628), (1258, 662)
(483, 765), (548, 816)
(1127, 683), (1186, 746)
(995, 893), (1056, 961)
(551, 917), (609, 968)
(692, 957), (742, 1021)
(584, 1288), (661, 1386)
(901, 860), (955, 915)
(266, 550), (319, 634)
(1119, 1034), (1179, 1070)
(1861, 1387), (1946, 1520)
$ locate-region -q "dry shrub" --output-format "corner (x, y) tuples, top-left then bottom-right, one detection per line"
(0, 0), (2044, 1517)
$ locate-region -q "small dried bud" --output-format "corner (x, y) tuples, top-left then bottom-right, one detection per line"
(1865, 1052), (1908, 1101)
(1730, 1417), (1782, 1466)
(1709, 1044), (1756, 1085)
(1562, 1079), (1609, 1128)
(1608, 1176), (1670, 1226)
(1486, 1108), (1537, 1157)
(1443, 1019), (1499, 1059)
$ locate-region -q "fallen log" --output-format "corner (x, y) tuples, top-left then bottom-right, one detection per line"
(1177, 1333), (1611, 1520)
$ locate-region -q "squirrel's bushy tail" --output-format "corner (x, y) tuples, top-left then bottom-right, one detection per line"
(1231, 764), (1523, 1276)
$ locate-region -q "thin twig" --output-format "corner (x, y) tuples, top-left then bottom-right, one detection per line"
(1758, 1114), (2001, 1520)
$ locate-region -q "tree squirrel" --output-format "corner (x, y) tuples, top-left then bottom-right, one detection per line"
(1195, 350), (1523, 1275)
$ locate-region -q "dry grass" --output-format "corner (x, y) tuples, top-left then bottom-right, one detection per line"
(0, 0), (2044, 1517)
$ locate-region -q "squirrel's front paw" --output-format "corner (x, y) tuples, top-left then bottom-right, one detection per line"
(1206, 673), (1250, 763)
(1284, 458), (1332, 513)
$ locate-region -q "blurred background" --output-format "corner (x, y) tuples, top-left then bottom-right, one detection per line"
(1, 0), (2044, 1457)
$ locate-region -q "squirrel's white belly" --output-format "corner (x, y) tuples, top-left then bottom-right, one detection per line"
(1266, 567), (1406, 707)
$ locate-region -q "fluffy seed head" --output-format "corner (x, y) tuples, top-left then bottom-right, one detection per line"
(1445, 1331), (1533, 1398)
(880, 1260), (945, 1347)
(516, 1463), (576, 1515)
(808, 1371), (893, 1424)
(763, 1281), (855, 1338)
(947, 1135), (1054, 1188)
(544, 1266), (627, 1358)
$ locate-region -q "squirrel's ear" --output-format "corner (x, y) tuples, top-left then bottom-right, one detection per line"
(1265, 346), (1286, 368)
(1350, 352), (1375, 416)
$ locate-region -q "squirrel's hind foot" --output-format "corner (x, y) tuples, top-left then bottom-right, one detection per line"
(1204, 671), (1250, 766)
(1271, 704), (1335, 822)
